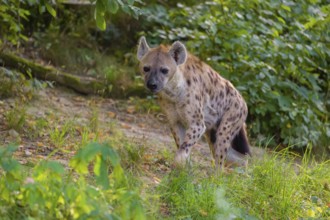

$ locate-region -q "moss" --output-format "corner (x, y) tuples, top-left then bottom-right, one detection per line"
(0, 51), (109, 95)
(0, 51), (150, 98)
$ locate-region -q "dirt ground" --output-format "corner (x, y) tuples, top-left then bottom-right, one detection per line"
(0, 86), (263, 184)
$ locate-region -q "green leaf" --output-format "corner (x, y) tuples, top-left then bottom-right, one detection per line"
(95, 0), (106, 30)
(70, 143), (99, 174)
(2, 160), (21, 174)
(101, 144), (120, 166)
(117, 0), (130, 14)
(111, 165), (127, 188)
(45, 2), (56, 17)
(38, 4), (45, 14)
(94, 155), (109, 189)
(43, 161), (65, 174)
(94, 154), (102, 176)
(80, 142), (101, 161)
(70, 157), (89, 174)
(276, 16), (286, 25)
(281, 4), (291, 12)
(304, 17), (318, 29)
(277, 96), (291, 110)
(0, 145), (21, 178)
(0, 144), (18, 157)
(108, 0), (119, 14)
(96, 13), (106, 30)
(127, 0), (135, 5)
(128, 5), (141, 18)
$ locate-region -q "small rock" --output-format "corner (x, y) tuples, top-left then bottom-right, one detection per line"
(126, 106), (136, 114)
(25, 150), (32, 156)
(8, 129), (19, 138)
(108, 111), (116, 118)
(24, 177), (35, 184)
(121, 123), (132, 129)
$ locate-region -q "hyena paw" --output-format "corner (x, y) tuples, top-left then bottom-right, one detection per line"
(174, 149), (189, 167)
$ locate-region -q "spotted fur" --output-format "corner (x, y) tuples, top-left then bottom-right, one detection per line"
(137, 37), (251, 170)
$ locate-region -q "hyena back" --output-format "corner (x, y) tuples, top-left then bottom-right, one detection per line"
(137, 37), (251, 170)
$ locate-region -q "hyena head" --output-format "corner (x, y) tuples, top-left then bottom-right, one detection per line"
(137, 37), (187, 93)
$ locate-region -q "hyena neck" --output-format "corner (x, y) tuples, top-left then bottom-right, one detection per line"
(160, 68), (186, 102)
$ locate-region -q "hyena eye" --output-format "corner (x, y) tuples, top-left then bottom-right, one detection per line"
(160, 68), (169, 75)
(143, 66), (150, 72)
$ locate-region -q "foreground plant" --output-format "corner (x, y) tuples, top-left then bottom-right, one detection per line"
(0, 143), (146, 219)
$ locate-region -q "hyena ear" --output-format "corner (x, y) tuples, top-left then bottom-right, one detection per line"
(137, 36), (150, 61)
(169, 41), (187, 65)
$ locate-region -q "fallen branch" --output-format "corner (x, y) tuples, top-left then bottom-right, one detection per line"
(0, 51), (108, 95)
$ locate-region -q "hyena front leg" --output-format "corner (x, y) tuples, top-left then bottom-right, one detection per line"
(174, 113), (206, 166)
(174, 123), (206, 166)
(214, 108), (247, 171)
(170, 122), (186, 149)
(160, 100), (185, 149)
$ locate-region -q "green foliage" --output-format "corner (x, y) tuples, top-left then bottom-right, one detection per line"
(0, 67), (44, 100)
(0, 143), (146, 219)
(93, 0), (141, 30)
(141, 0), (330, 150)
(0, 0), (30, 45)
(0, 0), (140, 48)
(0, 0), (57, 46)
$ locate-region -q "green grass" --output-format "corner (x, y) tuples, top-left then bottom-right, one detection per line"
(117, 141), (147, 172)
(103, 128), (148, 173)
(49, 120), (75, 148)
(4, 104), (27, 132)
(88, 106), (99, 133)
(152, 149), (330, 220)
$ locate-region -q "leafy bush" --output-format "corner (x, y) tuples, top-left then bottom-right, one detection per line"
(0, 0), (30, 45)
(141, 0), (330, 151)
(0, 0), (58, 46)
(0, 143), (146, 219)
(93, 0), (141, 30)
(0, 67), (48, 101)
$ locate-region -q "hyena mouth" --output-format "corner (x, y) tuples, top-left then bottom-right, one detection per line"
(149, 87), (162, 93)
(146, 80), (162, 93)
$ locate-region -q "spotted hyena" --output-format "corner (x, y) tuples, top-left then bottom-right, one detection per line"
(137, 37), (251, 169)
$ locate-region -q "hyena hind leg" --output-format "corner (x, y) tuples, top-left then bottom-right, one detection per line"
(205, 129), (217, 162)
(214, 119), (246, 171)
(227, 126), (251, 167)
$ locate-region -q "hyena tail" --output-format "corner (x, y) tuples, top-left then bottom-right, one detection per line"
(231, 126), (251, 156)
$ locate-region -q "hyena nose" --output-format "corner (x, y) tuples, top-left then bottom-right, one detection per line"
(147, 80), (158, 91)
